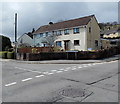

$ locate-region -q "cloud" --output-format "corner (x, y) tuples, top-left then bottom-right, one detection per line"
(1, 2), (118, 41)
(86, 2), (118, 22)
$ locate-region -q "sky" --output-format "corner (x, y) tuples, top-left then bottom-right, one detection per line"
(0, 2), (119, 41)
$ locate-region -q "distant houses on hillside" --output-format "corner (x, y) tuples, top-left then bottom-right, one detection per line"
(101, 27), (120, 49)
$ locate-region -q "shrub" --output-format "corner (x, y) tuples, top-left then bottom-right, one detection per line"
(0, 51), (7, 59)
(32, 48), (37, 53)
(7, 51), (14, 59)
(53, 46), (63, 52)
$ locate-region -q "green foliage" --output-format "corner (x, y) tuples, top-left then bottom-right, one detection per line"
(0, 35), (12, 51)
(0, 51), (7, 59)
(7, 51), (14, 59)
(32, 48), (37, 53)
(18, 43), (31, 48)
(53, 46), (63, 52)
(5, 46), (10, 51)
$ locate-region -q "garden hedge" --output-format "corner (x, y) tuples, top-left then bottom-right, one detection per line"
(7, 51), (14, 59)
(0, 51), (7, 59)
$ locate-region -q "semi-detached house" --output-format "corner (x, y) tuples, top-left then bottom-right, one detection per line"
(33, 15), (101, 51)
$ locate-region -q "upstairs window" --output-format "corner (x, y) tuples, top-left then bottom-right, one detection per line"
(48, 32), (51, 36)
(89, 27), (91, 33)
(64, 29), (69, 35)
(95, 40), (98, 47)
(73, 28), (79, 34)
(40, 33), (43, 37)
(52, 31), (54, 35)
(45, 32), (48, 36)
(56, 41), (62, 47)
(52, 31), (57, 35)
(54, 31), (57, 35)
(57, 30), (62, 35)
(74, 40), (80, 46)
(43, 33), (46, 37)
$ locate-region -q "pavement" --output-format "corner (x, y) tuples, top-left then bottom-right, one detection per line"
(0, 54), (120, 64)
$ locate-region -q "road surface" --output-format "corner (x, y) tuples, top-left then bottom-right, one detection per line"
(1, 60), (119, 102)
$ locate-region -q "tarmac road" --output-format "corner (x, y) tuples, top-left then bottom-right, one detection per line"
(1, 60), (119, 102)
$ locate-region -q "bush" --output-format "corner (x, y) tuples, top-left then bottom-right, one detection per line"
(0, 51), (7, 59)
(7, 51), (14, 59)
(53, 46), (63, 52)
(32, 48), (37, 53)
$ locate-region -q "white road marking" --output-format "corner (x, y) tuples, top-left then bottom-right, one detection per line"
(78, 66), (82, 68)
(22, 78), (33, 82)
(72, 66), (77, 68)
(102, 62), (106, 64)
(15, 67), (42, 73)
(59, 69), (64, 71)
(56, 71), (63, 73)
(43, 72), (49, 74)
(47, 73), (54, 75)
(66, 67), (71, 69)
(96, 62), (104, 65)
(63, 69), (69, 71)
(51, 70), (57, 72)
(71, 68), (76, 70)
(108, 61), (117, 63)
(92, 63), (96, 65)
(83, 66), (88, 67)
(87, 64), (92, 66)
(5, 82), (17, 87)
(35, 75), (44, 78)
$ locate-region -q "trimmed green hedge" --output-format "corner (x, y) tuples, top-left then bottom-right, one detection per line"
(0, 51), (7, 59)
(0, 51), (14, 59)
(7, 52), (14, 59)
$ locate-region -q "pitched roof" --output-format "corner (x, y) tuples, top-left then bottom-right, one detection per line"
(18, 32), (33, 40)
(27, 32), (33, 39)
(105, 27), (120, 35)
(34, 15), (94, 34)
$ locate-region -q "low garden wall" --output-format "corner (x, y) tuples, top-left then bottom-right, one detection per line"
(16, 46), (120, 61)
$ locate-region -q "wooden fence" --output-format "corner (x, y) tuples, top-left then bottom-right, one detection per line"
(17, 47), (52, 53)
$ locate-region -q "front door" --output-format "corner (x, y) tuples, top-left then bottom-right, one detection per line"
(64, 41), (69, 50)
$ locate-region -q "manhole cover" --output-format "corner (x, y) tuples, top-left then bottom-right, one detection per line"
(46, 86), (93, 102)
(59, 87), (85, 98)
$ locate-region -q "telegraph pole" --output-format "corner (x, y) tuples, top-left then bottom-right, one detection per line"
(118, 1), (120, 24)
(14, 13), (17, 58)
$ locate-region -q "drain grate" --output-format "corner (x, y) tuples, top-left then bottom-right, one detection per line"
(59, 87), (85, 98)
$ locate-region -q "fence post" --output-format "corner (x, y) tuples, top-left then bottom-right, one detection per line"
(26, 53), (30, 61)
(75, 52), (77, 60)
(67, 52), (68, 60)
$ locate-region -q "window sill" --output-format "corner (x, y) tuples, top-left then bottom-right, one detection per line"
(73, 32), (80, 34)
(74, 45), (80, 46)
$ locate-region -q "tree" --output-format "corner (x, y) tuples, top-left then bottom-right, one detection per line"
(0, 35), (12, 51)
(18, 43), (31, 48)
(99, 23), (105, 29)
(40, 33), (57, 47)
